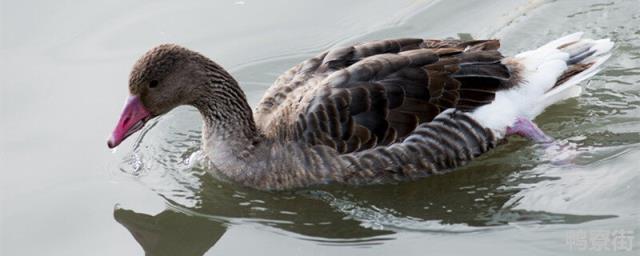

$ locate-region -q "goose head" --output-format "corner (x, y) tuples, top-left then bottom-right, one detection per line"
(107, 44), (248, 148)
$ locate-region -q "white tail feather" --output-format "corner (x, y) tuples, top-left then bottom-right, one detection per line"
(539, 32), (584, 49)
(471, 32), (614, 137)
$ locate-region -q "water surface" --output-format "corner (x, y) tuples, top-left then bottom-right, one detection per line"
(1, 0), (639, 255)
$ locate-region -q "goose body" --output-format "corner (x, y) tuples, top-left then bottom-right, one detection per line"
(108, 33), (613, 190)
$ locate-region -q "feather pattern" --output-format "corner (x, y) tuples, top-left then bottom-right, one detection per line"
(233, 111), (496, 190)
(254, 38), (516, 155)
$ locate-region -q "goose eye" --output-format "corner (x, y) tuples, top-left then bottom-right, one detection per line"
(149, 80), (159, 88)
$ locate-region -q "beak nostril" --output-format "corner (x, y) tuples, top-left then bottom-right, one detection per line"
(122, 116), (131, 127)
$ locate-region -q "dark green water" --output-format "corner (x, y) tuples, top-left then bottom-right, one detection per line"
(1, 0), (639, 255)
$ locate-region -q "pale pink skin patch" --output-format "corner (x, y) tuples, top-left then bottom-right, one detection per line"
(506, 117), (553, 144)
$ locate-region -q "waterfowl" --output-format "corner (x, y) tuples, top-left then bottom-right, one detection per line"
(108, 33), (613, 190)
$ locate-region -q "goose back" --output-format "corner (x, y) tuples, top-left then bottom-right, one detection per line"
(254, 38), (519, 154)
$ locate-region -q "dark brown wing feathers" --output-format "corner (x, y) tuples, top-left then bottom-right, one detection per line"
(257, 38), (516, 154)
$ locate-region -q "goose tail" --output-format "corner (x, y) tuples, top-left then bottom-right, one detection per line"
(470, 32), (614, 137)
(526, 32), (614, 118)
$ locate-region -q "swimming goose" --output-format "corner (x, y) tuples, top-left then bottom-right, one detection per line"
(108, 33), (613, 190)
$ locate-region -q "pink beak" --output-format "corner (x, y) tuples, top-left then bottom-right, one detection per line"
(107, 95), (152, 148)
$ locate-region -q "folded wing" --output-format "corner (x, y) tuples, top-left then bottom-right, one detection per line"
(254, 38), (518, 154)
